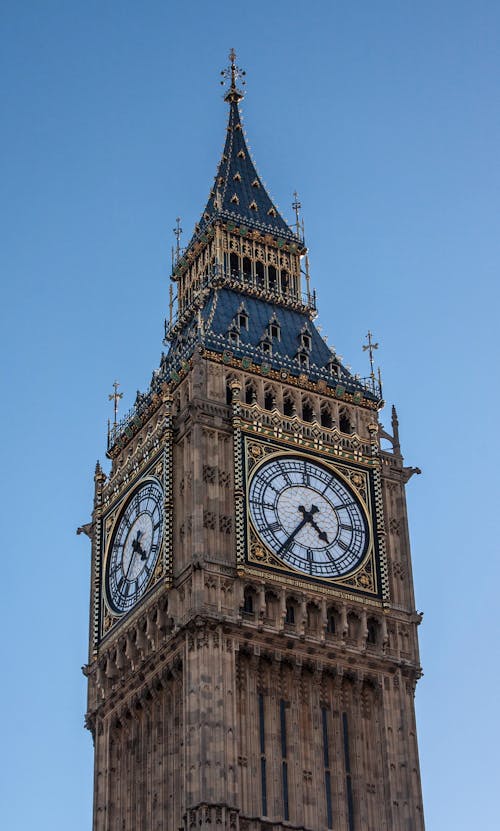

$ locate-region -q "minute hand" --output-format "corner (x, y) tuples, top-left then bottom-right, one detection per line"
(276, 514), (309, 556)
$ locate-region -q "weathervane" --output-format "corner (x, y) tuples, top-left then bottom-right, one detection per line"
(108, 380), (123, 428)
(220, 48), (246, 103)
(362, 331), (379, 393)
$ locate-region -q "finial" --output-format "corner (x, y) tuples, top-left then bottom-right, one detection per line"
(108, 380), (123, 428)
(391, 405), (401, 455)
(362, 331), (379, 394)
(173, 217), (183, 260)
(220, 48), (246, 103)
(292, 191), (302, 238)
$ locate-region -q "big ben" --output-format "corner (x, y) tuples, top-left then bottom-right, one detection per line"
(82, 51), (425, 830)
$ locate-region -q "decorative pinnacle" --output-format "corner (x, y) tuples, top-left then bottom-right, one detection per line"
(173, 217), (183, 259)
(108, 380), (123, 428)
(362, 331), (379, 394)
(220, 48), (246, 103)
(292, 191), (302, 237)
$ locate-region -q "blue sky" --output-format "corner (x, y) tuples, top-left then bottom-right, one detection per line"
(1, 2), (499, 828)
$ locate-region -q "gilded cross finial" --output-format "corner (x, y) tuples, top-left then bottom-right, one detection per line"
(362, 331), (379, 393)
(220, 48), (246, 103)
(108, 380), (123, 428)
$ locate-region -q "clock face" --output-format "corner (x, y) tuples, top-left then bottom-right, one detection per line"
(248, 455), (369, 579)
(105, 479), (163, 614)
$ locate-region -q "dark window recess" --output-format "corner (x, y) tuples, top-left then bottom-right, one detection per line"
(321, 408), (333, 428)
(256, 261), (265, 287)
(238, 312), (248, 329)
(243, 590), (254, 614)
(264, 391), (274, 410)
(339, 413), (351, 434)
(280, 271), (289, 293)
(245, 384), (256, 404)
(298, 352), (309, 369)
(327, 611), (336, 635)
(322, 708), (333, 829)
(226, 385), (233, 405)
(229, 330), (239, 344)
(280, 700), (289, 821)
(258, 693), (268, 817)
(242, 257), (252, 281)
(270, 323), (280, 340)
(268, 265), (277, 291)
(367, 620), (378, 645)
(302, 401), (314, 422)
(285, 603), (295, 624)
(283, 396), (294, 417)
(301, 333), (312, 350)
(342, 712), (355, 831)
(230, 252), (239, 277)
(261, 341), (272, 356)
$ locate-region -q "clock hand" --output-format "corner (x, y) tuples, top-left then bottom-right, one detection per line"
(277, 509), (309, 555)
(131, 529), (148, 561)
(298, 504), (329, 544)
(309, 519), (329, 544)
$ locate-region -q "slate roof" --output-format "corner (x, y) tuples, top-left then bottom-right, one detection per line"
(165, 287), (378, 402)
(193, 101), (301, 244)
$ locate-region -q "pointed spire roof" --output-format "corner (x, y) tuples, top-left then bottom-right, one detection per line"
(193, 51), (301, 245)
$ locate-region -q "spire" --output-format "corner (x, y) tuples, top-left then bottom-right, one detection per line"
(193, 51), (301, 244)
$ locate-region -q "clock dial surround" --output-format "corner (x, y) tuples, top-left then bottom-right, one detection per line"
(105, 478), (164, 615)
(248, 454), (369, 579)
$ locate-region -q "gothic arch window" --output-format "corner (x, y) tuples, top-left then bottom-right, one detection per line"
(243, 586), (257, 617)
(230, 252), (239, 277)
(256, 260), (265, 288)
(339, 407), (353, 434)
(268, 264), (277, 292)
(320, 403), (333, 428)
(264, 386), (275, 411)
(283, 393), (295, 417)
(245, 380), (257, 404)
(280, 270), (289, 294)
(367, 617), (380, 646)
(326, 606), (337, 635)
(302, 397), (314, 423)
(285, 598), (297, 625)
(242, 256), (252, 282)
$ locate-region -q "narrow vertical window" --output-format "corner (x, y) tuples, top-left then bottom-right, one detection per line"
(322, 707), (333, 828)
(342, 712), (355, 831)
(280, 699), (289, 820)
(258, 693), (267, 817)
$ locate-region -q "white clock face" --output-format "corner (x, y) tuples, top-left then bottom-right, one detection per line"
(105, 479), (163, 614)
(248, 455), (368, 578)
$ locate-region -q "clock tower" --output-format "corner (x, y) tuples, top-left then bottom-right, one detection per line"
(83, 52), (425, 831)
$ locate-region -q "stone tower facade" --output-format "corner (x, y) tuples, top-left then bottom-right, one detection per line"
(83, 53), (425, 831)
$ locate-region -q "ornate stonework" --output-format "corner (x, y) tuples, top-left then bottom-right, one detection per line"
(83, 53), (424, 831)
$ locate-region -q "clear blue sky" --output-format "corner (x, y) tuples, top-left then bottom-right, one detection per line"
(1, 2), (499, 828)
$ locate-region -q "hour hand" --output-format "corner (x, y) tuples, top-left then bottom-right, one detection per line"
(310, 520), (329, 543)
